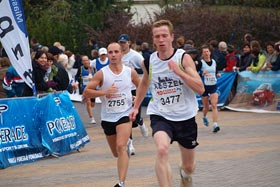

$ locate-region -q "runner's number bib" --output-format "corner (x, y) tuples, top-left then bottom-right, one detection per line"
(106, 92), (129, 113)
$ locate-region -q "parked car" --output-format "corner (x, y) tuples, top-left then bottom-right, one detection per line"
(252, 83), (274, 105)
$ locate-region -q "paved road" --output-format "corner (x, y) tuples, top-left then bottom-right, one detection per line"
(0, 101), (279, 187)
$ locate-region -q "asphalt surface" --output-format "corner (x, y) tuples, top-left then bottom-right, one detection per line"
(0, 101), (279, 187)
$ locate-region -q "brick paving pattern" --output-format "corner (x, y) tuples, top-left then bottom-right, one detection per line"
(0, 102), (279, 187)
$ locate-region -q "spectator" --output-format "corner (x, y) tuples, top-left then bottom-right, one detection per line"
(223, 44), (237, 72)
(0, 57), (11, 98)
(261, 41), (278, 71)
(90, 49), (99, 60)
(246, 40), (266, 73)
(53, 41), (65, 53)
(216, 41), (227, 71)
(236, 43), (252, 72)
(40, 46), (49, 53)
(185, 39), (195, 48)
(57, 53), (78, 94)
(3, 65), (25, 98)
(176, 36), (185, 49)
(44, 53), (59, 93)
(244, 33), (253, 44)
(88, 38), (99, 57)
(73, 53), (82, 70)
(183, 44), (193, 52)
(209, 39), (220, 63)
(48, 46), (70, 91)
(30, 38), (43, 52)
(184, 44), (200, 68)
(22, 51), (54, 96)
(266, 42), (280, 71)
(131, 42), (142, 54)
(64, 50), (76, 72)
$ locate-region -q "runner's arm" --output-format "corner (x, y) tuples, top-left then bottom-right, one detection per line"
(168, 53), (204, 95)
(129, 62), (150, 121)
(83, 70), (118, 98)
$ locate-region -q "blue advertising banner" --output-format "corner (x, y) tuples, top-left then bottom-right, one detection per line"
(0, 97), (46, 169)
(226, 71), (280, 113)
(38, 92), (90, 156)
(0, 92), (90, 169)
(197, 72), (237, 108)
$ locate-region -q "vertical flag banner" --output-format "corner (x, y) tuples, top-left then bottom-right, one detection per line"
(0, 0), (34, 89)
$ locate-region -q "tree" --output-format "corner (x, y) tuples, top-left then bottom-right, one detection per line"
(23, 0), (121, 54)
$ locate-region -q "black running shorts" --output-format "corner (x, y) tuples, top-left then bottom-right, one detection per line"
(101, 116), (130, 136)
(201, 85), (217, 97)
(150, 115), (199, 149)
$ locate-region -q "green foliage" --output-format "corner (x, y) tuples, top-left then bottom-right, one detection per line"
(22, 0), (280, 55)
(23, 0), (119, 54)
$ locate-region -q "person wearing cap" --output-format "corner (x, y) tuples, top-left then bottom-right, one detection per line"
(90, 47), (110, 71)
(118, 33), (149, 156)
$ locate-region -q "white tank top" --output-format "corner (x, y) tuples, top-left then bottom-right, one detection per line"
(100, 65), (133, 122)
(147, 49), (198, 121)
(122, 49), (144, 90)
(201, 59), (217, 86)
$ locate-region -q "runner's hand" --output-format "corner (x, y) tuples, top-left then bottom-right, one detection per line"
(129, 108), (138, 121)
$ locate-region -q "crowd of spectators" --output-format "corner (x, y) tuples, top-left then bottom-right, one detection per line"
(0, 34), (279, 100)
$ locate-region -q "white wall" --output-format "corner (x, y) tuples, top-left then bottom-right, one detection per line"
(130, 4), (161, 24)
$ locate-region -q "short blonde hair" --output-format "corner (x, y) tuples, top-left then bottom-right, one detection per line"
(152, 19), (174, 34)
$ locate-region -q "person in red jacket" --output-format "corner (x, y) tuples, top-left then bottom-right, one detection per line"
(223, 44), (238, 72)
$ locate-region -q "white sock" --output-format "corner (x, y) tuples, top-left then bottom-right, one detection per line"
(213, 122), (218, 127)
(180, 168), (190, 178)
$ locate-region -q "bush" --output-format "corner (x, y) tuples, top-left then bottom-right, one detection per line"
(91, 4), (279, 52)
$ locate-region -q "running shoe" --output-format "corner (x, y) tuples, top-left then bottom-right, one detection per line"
(203, 117), (209, 127)
(114, 183), (123, 187)
(90, 117), (96, 124)
(139, 123), (149, 137)
(126, 138), (135, 156)
(213, 124), (220, 133)
(179, 166), (193, 187)
(129, 139), (135, 155)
